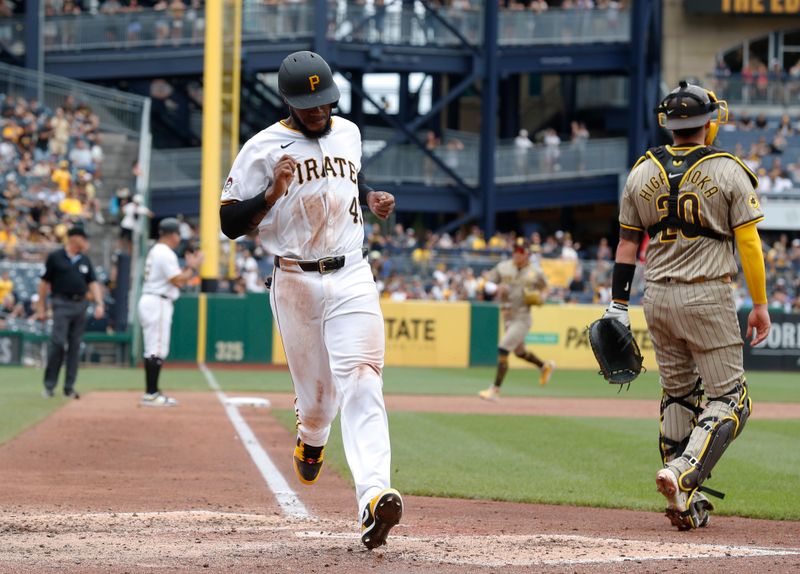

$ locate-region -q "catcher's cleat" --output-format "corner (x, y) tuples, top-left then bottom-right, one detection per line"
(293, 438), (325, 485)
(478, 386), (499, 401)
(539, 360), (556, 386)
(361, 488), (403, 549)
(656, 468), (712, 530)
(139, 392), (178, 407)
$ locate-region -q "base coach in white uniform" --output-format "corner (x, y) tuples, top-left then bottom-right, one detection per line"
(137, 217), (202, 407)
(219, 51), (403, 550)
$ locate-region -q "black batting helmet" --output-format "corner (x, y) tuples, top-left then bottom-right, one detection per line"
(278, 51), (340, 110)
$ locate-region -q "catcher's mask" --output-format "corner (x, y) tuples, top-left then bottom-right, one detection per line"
(278, 51), (340, 110)
(655, 80), (728, 146)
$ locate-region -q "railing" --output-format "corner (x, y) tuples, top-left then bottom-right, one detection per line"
(1, 3), (631, 55)
(576, 75), (629, 108)
(0, 61), (147, 136)
(707, 74), (800, 107)
(761, 191), (800, 201)
(494, 138), (627, 184)
(150, 137), (628, 190)
(333, 3), (483, 46)
(498, 7), (630, 45)
(149, 147), (203, 190)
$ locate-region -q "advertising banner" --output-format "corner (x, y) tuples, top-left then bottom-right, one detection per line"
(273, 300), (471, 368)
(684, 0), (800, 15)
(741, 311), (800, 371)
(507, 304), (658, 371)
(0, 332), (22, 366)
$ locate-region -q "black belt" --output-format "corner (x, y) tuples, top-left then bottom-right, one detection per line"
(274, 248), (368, 275)
(143, 292), (171, 300)
(660, 276), (732, 285)
(54, 293), (86, 302)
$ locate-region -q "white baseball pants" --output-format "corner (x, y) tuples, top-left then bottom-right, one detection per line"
(138, 294), (174, 359)
(270, 251), (391, 513)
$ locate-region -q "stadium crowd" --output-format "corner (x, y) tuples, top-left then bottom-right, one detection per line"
(207, 221), (800, 317)
(718, 112), (800, 193)
(0, 0), (628, 53)
(0, 93), (106, 262)
(0, 92), (120, 331)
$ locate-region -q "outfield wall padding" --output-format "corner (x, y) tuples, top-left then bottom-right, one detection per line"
(204, 293), (272, 363)
(168, 294), (199, 362)
(272, 300), (472, 368)
(469, 303), (500, 366)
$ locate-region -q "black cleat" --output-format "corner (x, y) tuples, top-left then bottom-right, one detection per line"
(361, 488), (403, 549)
(293, 438), (324, 485)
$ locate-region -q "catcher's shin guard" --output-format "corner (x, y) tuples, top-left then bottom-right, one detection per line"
(677, 380), (751, 492)
(659, 378), (704, 464)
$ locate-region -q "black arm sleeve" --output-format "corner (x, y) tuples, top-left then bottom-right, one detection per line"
(219, 194), (271, 240)
(357, 172), (373, 205)
(611, 262), (636, 303)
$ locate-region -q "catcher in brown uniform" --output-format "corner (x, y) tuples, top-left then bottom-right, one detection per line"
(479, 238), (555, 401)
(605, 81), (771, 530)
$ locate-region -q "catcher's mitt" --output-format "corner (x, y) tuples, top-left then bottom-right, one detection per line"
(588, 317), (644, 386)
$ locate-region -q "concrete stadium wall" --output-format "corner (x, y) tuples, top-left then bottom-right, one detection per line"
(662, 0), (792, 86)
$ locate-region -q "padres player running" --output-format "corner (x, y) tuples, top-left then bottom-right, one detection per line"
(605, 81), (770, 530)
(138, 218), (203, 407)
(219, 51), (402, 549)
(479, 238), (554, 401)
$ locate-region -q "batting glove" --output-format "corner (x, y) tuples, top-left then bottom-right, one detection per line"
(603, 301), (630, 328)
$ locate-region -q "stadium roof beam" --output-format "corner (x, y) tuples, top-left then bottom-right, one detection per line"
(495, 176), (621, 212)
(495, 44), (630, 75)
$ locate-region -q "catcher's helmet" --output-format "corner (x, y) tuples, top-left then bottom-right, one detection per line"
(278, 51), (340, 110)
(655, 81), (728, 145)
(158, 217), (181, 235)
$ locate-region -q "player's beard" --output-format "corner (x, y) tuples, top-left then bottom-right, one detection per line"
(290, 108), (332, 139)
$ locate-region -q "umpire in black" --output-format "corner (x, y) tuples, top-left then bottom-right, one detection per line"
(36, 225), (105, 399)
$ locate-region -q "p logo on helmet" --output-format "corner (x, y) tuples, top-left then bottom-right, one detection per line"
(655, 80), (729, 145)
(278, 51), (340, 109)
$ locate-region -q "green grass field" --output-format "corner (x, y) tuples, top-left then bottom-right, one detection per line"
(1, 365), (798, 520)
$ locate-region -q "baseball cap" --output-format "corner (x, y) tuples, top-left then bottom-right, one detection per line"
(513, 237), (529, 254)
(158, 217), (181, 235)
(67, 225), (89, 238)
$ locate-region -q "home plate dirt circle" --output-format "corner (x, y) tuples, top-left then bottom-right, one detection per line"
(3, 511), (799, 573)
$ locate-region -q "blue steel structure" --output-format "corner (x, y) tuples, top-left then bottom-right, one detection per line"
(20, 0), (662, 236)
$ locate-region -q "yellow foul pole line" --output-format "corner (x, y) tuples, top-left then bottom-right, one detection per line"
(227, 0), (242, 281)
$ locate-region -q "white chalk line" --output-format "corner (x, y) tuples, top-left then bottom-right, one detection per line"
(294, 531), (800, 566)
(199, 362), (310, 520)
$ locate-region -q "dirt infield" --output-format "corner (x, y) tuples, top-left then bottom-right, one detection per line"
(1, 390), (798, 574)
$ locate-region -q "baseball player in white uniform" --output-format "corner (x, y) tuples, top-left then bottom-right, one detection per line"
(219, 51), (403, 549)
(138, 218), (203, 407)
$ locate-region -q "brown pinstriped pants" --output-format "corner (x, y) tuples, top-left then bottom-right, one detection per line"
(643, 280), (744, 397)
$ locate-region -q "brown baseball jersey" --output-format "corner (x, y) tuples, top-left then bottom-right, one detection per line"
(487, 259), (546, 318)
(488, 259), (546, 353)
(619, 145), (763, 282)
